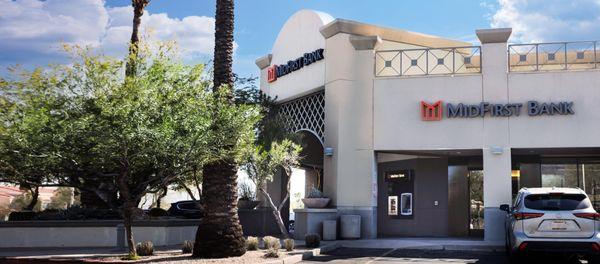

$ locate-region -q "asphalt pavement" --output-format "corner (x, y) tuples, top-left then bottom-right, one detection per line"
(301, 247), (588, 264)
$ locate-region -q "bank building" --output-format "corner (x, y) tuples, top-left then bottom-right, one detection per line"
(255, 10), (600, 242)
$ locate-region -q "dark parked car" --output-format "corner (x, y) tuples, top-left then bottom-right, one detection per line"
(167, 200), (203, 219)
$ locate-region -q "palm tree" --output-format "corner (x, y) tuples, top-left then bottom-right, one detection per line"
(126, 0), (149, 77)
(193, 0), (246, 258)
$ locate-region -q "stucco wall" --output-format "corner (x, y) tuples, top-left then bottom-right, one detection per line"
(374, 74), (484, 150)
(261, 10), (332, 102)
(508, 70), (600, 148)
(0, 220), (198, 248)
(373, 68), (600, 151)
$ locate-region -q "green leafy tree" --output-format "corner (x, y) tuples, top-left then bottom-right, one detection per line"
(242, 139), (302, 238)
(0, 45), (260, 257)
(47, 187), (75, 210)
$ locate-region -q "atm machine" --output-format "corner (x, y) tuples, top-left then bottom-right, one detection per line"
(385, 169), (414, 219)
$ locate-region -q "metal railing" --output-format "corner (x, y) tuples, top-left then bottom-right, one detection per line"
(375, 46), (481, 77)
(508, 41), (599, 72)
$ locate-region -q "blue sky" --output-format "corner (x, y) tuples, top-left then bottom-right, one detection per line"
(2, 0), (600, 78)
(105, 0), (493, 78)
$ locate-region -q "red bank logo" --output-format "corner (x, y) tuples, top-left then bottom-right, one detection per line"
(267, 66), (277, 83)
(421, 101), (443, 121)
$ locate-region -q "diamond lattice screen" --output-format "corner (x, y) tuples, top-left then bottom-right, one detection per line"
(278, 91), (325, 142)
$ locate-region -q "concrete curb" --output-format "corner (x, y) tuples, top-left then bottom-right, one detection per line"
(395, 245), (505, 252)
(265, 243), (340, 264)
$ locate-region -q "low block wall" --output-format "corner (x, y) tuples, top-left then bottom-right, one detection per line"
(0, 219), (198, 248)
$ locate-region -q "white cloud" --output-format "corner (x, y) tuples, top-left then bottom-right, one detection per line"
(0, 0), (223, 69)
(490, 0), (600, 43)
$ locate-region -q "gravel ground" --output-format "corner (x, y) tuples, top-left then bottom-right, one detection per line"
(80, 249), (305, 263)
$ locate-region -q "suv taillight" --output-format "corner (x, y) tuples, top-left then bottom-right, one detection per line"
(573, 213), (600, 220)
(513, 212), (544, 220)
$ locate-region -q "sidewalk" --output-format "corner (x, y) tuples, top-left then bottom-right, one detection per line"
(328, 237), (504, 252)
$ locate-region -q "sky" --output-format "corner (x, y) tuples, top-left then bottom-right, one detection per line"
(1, 0), (600, 78)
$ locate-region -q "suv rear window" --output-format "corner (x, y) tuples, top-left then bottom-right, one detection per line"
(524, 194), (591, 211)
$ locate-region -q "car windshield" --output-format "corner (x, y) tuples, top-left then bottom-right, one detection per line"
(179, 202), (201, 210)
(524, 193), (591, 211)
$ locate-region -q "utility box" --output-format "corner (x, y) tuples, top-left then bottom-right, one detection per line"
(340, 215), (361, 239)
(322, 220), (337, 240)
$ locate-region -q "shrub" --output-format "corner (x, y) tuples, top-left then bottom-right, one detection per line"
(262, 236), (281, 250)
(148, 208), (168, 217)
(34, 209), (64, 220)
(181, 240), (194, 254)
(264, 248), (279, 258)
(238, 182), (256, 201)
(283, 238), (294, 251)
(8, 211), (36, 221)
(121, 253), (141, 260)
(306, 187), (325, 198)
(136, 241), (154, 256)
(305, 233), (321, 248)
(246, 236), (259, 250)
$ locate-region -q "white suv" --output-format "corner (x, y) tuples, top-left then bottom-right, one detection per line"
(501, 187), (600, 263)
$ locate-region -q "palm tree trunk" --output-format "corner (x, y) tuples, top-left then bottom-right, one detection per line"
(193, 0), (246, 258)
(126, 0), (149, 77)
(194, 160), (246, 257)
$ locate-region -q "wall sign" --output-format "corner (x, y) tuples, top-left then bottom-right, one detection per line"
(267, 48), (324, 83)
(421, 100), (574, 121)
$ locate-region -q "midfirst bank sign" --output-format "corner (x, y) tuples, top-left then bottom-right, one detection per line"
(421, 100), (575, 121)
(267, 49), (324, 83)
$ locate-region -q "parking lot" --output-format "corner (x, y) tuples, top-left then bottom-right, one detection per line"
(301, 247), (590, 264)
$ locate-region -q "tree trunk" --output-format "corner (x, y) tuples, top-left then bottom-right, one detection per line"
(211, 0), (235, 95)
(156, 187), (167, 208)
(122, 203), (137, 256)
(179, 181), (197, 201)
(259, 188), (290, 239)
(117, 170), (138, 257)
(25, 186), (39, 211)
(193, 160), (246, 258)
(126, 0), (149, 77)
(193, 0), (246, 258)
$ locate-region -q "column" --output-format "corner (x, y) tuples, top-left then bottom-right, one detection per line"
(476, 28), (513, 242)
(322, 32), (380, 238)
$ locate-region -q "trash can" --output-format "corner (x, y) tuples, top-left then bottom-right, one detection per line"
(340, 215), (361, 239)
(323, 220), (337, 240)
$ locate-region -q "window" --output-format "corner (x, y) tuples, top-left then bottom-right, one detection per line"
(580, 163), (600, 211)
(541, 164), (578, 188)
(524, 194), (591, 211)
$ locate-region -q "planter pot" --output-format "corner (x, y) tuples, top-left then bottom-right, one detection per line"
(302, 198), (331, 208)
(238, 200), (260, 210)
